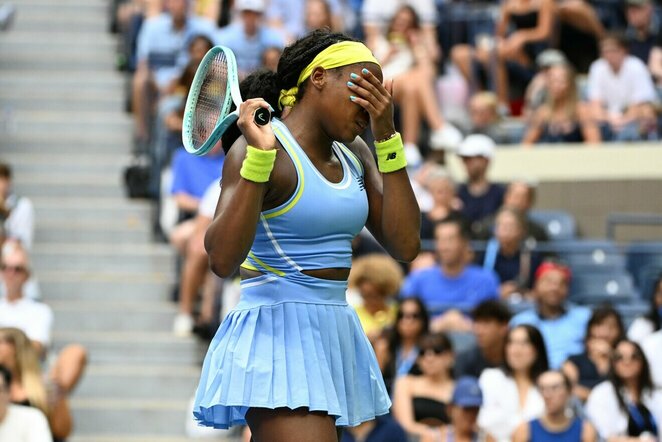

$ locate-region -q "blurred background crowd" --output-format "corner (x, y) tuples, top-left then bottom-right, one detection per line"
(1, 0), (662, 440)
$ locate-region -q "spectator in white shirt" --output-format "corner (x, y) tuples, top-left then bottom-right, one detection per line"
(478, 324), (548, 441)
(586, 33), (659, 141)
(627, 274), (662, 344)
(0, 163), (34, 251)
(0, 364), (52, 442)
(585, 339), (662, 441)
(641, 330), (662, 388)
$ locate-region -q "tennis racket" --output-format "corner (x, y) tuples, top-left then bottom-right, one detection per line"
(182, 45), (271, 156)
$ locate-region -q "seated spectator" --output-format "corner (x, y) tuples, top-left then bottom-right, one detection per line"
(214, 0), (285, 79)
(361, 0), (440, 64)
(0, 245), (52, 356)
(563, 306), (625, 402)
(641, 329), (662, 390)
(586, 33), (659, 142)
(267, 0), (344, 43)
(511, 260), (591, 368)
(465, 91), (514, 144)
(522, 49), (569, 119)
(0, 246), (87, 440)
(473, 179), (549, 243)
(348, 254), (404, 341)
(369, 5), (462, 165)
(513, 370), (597, 442)
(451, 0), (556, 112)
(455, 300), (512, 379)
(585, 339), (662, 440)
(0, 163), (34, 250)
(168, 144), (224, 254)
(522, 64), (600, 144)
(418, 167), (463, 242)
(261, 46), (282, 72)
(373, 298), (430, 393)
(437, 377), (486, 442)
(478, 324), (548, 441)
(627, 273), (662, 344)
(341, 414), (407, 442)
(0, 364), (52, 442)
(0, 328), (68, 441)
(131, 0), (215, 145)
(455, 135), (505, 235)
(392, 332), (455, 441)
(476, 207), (544, 299)
(624, 0), (659, 64)
(401, 217), (499, 332)
(173, 182), (221, 337)
(649, 33), (662, 86)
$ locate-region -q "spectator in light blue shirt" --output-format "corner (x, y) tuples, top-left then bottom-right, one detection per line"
(215, 0), (285, 78)
(510, 260), (591, 369)
(401, 217), (499, 332)
(133, 0), (216, 143)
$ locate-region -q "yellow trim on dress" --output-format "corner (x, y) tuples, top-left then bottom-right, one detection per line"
(263, 125), (305, 219)
(240, 260), (260, 272)
(247, 251), (286, 277)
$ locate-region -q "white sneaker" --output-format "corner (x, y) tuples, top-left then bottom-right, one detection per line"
(429, 123), (463, 152)
(404, 142), (423, 169)
(173, 313), (194, 337)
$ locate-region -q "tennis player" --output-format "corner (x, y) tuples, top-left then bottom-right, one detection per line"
(193, 30), (421, 441)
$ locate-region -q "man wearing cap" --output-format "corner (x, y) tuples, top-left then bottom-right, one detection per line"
(624, 0), (660, 64)
(455, 134), (505, 236)
(436, 377), (485, 442)
(214, 0), (285, 78)
(510, 261), (591, 369)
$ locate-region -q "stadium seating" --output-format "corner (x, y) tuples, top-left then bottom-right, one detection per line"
(529, 210), (577, 241)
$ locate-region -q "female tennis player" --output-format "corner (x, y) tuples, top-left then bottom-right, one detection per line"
(194, 30), (421, 441)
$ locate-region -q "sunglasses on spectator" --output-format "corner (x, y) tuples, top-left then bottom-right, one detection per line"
(419, 346), (448, 356)
(398, 312), (422, 320)
(0, 264), (28, 274)
(614, 352), (641, 363)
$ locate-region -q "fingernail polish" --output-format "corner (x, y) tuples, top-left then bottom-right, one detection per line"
(350, 73), (359, 80)
(362, 68), (369, 75)
(347, 81), (355, 87)
(349, 95), (356, 101)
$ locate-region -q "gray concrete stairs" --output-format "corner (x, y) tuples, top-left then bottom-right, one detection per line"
(0, 1), (233, 439)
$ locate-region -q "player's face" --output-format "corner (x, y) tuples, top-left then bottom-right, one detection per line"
(322, 63), (383, 143)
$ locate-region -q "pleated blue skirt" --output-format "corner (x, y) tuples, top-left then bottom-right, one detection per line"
(192, 273), (391, 429)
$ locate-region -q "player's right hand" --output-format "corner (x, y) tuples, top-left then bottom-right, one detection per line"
(238, 99), (276, 151)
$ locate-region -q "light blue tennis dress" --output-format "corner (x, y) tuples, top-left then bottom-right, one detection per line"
(193, 118), (391, 429)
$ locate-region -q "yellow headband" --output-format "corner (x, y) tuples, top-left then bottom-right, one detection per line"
(278, 41), (380, 110)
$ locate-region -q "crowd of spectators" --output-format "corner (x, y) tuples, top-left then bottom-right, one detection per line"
(107, 0), (662, 439)
(0, 162), (88, 441)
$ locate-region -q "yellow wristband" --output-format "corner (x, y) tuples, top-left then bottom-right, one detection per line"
(240, 145), (277, 183)
(374, 132), (407, 173)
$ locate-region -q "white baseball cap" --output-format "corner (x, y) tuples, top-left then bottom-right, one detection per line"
(456, 134), (496, 159)
(235, 0), (266, 13)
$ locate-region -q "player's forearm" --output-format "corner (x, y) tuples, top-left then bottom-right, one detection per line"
(380, 169), (420, 262)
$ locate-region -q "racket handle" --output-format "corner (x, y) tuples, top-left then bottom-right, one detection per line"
(253, 107), (271, 126)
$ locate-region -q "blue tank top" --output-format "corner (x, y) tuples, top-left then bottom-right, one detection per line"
(530, 417), (583, 442)
(241, 118), (369, 276)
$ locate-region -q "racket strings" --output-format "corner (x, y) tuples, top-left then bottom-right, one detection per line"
(192, 51), (229, 149)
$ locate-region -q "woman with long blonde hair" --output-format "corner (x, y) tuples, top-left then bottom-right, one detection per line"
(0, 327), (72, 440)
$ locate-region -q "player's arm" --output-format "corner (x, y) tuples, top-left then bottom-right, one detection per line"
(204, 100), (277, 277)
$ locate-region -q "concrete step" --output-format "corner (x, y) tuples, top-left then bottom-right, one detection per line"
(0, 71), (124, 89)
(13, 13), (108, 33)
(1, 52), (116, 71)
(33, 197), (151, 223)
(75, 365), (200, 400)
(35, 221), (151, 243)
(0, 31), (115, 47)
(0, 91), (124, 112)
(51, 300), (178, 332)
(14, 181), (126, 198)
(70, 398), (192, 436)
(41, 277), (173, 303)
(31, 243), (174, 273)
(3, 152), (129, 173)
(0, 132), (132, 153)
(53, 331), (203, 365)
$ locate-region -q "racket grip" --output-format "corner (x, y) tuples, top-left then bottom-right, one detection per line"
(253, 107), (271, 126)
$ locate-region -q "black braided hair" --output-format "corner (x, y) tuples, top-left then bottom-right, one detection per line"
(222, 30), (359, 152)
